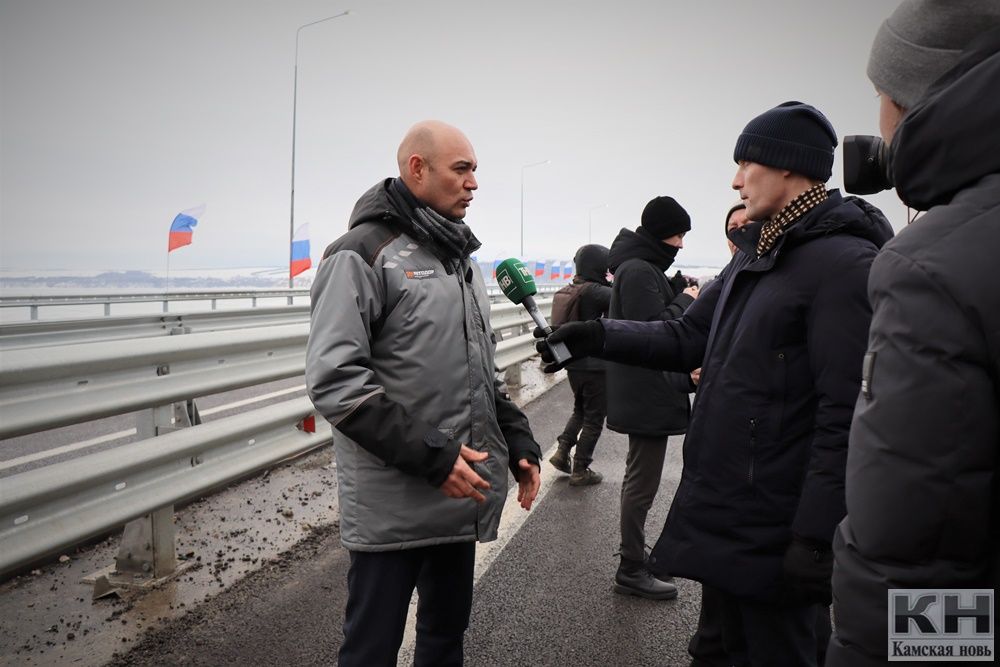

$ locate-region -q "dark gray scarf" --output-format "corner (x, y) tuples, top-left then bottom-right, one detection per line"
(387, 179), (481, 261)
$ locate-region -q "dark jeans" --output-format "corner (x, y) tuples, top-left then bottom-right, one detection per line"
(558, 369), (607, 467)
(694, 590), (831, 667)
(619, 434), (668, 562)
(689, 586), (831, 666)
(339, 542), (475, 667)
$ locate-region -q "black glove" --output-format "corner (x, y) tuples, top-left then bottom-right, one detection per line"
(669, 270), (688, 294)
(532, 320), (605, 373)
(781, 535), (833, 606)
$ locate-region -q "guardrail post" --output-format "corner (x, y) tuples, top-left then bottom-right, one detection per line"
(85, 354), (203, 595)
(30, 305), (38, 321)
(104, 302), (111, 317)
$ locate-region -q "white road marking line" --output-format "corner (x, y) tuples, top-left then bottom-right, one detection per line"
(0, 429), (136, 471)
(199, 384), (305, 416)
(397, 439), (564, 666)
(0, 384), (308, 470)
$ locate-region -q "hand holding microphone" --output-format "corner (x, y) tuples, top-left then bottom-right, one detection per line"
(495, 258), (607, 372)
(495, 258), (572, 366)
(532, 321), (605, 373)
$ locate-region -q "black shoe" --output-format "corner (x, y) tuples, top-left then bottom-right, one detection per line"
(614, 559), (678, 600)
(549, 444), (572, 474)
(569, 467), (603, 486)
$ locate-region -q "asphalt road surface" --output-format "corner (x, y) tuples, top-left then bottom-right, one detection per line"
(2, 377), (699, 666)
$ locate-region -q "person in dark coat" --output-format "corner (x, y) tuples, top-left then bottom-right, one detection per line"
(536, 102), (893, 665)
(829, 2), (1000, 665)
(606, 195), (698, 601)
(550, 243), (612, 486)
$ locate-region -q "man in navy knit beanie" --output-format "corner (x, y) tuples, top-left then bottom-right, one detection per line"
(536, 98), (893, 664)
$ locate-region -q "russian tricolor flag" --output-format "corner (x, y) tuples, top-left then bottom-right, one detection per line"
(563, 261), (574, 280)
(534, 261), (544, 278)
(290, 223), (312, 279)
(550, 261), (560, 280)
(168, 205), (205, 252)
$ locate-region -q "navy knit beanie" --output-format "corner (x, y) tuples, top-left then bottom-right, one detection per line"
(732, 101), (838, 181)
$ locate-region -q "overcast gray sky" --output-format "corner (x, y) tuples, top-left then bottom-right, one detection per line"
(0, 0), (905, 273)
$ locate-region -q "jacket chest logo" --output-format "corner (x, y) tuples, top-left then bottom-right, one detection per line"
(404, 268), (436, 279)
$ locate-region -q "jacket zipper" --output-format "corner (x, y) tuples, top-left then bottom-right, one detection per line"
(748, 418), (757, 486)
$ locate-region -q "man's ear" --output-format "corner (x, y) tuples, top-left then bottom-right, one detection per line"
(407, 154), (426, 183)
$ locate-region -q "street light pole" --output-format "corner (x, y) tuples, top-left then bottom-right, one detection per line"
(289, 10), (351, 288)
(520, 159), (550, 258)
(588, 203), (607, 244)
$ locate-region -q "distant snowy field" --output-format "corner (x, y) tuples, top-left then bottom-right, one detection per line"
(0, 263), (723, 323)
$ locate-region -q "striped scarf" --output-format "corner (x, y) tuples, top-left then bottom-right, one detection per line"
(756, 183), (828, 256)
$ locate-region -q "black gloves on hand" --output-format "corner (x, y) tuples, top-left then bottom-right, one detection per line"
(532, 320), (605, 373)
(781, 535), (833, 606)
(669, 270), (689, 294)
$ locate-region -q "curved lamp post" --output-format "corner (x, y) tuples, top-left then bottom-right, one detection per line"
(288, 10), (351, 288)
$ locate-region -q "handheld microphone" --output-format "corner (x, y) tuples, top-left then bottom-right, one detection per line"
(495, 258), (572, 366)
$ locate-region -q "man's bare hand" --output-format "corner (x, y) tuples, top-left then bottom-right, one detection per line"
(440, 445), (491, 503)
(691, 368), (702, 386)
(516, 458), (541, 510)
(683, 285), (700, 299)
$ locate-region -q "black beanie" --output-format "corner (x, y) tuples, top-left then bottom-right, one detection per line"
(640, 196), (691, 240)
(733, 101), (838, 181)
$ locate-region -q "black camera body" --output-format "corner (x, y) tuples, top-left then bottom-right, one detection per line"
(843, 135), (894, 195)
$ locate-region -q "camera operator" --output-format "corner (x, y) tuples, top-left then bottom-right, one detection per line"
(829, 2), (1000, 665)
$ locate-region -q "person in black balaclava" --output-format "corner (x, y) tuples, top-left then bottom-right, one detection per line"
(605, 195), (698, 601)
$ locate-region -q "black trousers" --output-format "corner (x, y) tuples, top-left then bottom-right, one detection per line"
(689, 585), (831, 666)
(558, 369), (607, 466)
(338, 541), (475, 667)
(690, 589), (831, 667)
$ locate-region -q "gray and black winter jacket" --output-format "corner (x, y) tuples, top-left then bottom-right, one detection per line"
(306, 178), (541, 551)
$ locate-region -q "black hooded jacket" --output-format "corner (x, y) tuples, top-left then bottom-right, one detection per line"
(829, 28), (1000, 667)
(599, 191), (893, 599)
(564, 244), (611, 372)
(605, 227), (695, 437)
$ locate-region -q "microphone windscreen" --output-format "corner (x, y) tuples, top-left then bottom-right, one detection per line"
(495, 258), (538, 305)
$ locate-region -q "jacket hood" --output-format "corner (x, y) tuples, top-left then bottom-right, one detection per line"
(348, 179), (398, 230)
(729, 190), (894, 256)
(608, 227), (678, 274)
(891, 26), (1000, 210)
(573, 244), (610, 284)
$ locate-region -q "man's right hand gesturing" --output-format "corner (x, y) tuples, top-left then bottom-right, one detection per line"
(440, 445), (491, 503)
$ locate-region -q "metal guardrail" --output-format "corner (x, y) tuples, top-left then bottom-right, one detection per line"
(0, 297), (554, 579)
(0, 285), (561, 321)
(0, 289), (312, 321)
(0, 306), (311, 349)
(1, 398), (329, 579)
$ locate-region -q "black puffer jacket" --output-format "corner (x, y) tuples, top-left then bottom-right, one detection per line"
(829, 28), (1000, 667)
(564, 244), (611, 372)
(605, 227), (695, 436)
(601, 191), (893, 599)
